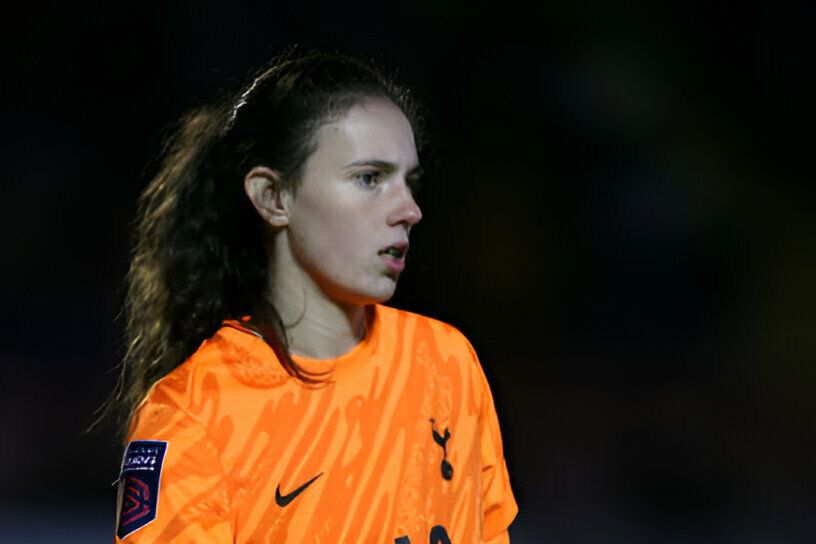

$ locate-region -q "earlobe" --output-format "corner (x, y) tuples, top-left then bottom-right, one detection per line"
(244, 166), (290, 228)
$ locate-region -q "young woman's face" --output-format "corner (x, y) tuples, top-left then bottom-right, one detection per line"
(284, 98), (422, 305)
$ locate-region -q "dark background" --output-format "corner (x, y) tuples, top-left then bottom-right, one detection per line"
(2, 2), (814, 542)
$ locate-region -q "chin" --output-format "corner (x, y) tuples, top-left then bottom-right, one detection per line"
(346, 278), (398, 305)
(360, 287), (397, 305)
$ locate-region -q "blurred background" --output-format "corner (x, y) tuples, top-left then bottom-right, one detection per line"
(1, 2), (814, 542)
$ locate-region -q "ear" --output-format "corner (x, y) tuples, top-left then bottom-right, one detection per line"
(244, 166), (291, 228)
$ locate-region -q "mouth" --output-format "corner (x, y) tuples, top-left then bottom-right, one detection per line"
(378, 242), (408, 259)
(378, 242), (408, 275)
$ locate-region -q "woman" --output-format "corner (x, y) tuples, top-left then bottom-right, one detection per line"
(112, 49), (517, 543)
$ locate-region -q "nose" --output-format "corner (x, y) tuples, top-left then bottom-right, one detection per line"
(388, 179), (422, 229)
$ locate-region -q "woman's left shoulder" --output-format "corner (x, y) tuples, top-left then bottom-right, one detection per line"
(377, 304), (479, 362)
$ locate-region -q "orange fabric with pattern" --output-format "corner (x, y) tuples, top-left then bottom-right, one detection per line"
(115, 304), (517, 543)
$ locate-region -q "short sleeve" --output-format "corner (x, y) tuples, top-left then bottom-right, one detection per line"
(114, 392), (233, 543)
(466, 343), (518, 542)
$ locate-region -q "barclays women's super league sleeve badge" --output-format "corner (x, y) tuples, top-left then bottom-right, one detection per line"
(115, 440), (168, 540)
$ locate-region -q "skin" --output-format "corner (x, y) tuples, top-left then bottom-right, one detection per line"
(244, 98), (423, 359)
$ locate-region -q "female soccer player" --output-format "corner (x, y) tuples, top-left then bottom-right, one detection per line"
(112, 50), (517, 543)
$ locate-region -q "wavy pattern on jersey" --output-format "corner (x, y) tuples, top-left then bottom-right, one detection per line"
(117, 305), (516, 543)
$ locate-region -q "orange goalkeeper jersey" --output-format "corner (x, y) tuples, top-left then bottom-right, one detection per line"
(114, 304), (517, 543)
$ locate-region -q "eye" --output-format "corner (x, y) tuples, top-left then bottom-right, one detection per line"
(355, 170), (381, 189)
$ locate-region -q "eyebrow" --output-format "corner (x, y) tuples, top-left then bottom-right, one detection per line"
(344, 160), (423, 177)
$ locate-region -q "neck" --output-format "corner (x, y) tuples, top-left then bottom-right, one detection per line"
(265, 236), (367, 360)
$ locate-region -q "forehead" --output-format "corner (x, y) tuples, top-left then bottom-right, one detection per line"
(311, 99), (418, 168)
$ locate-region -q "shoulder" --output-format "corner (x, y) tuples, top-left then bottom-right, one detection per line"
(377, 306), (486, 397)
(375, 304), (481, 368)
(375, 304), (463, 335)
(134, 322), (288, 424)
(376, 305), (493, 415)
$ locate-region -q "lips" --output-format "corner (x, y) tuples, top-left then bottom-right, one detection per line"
(378, 241), (408, 274)
(378, 241), (408, 259)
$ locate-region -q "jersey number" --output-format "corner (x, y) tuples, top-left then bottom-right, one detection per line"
(394, 525), (451, 543)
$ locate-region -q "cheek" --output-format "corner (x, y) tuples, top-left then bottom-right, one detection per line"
(291, 205), (367, 271)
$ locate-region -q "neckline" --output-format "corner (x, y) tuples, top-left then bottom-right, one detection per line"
(290, 304), (379, 380)
(223, 304), (381, 383)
